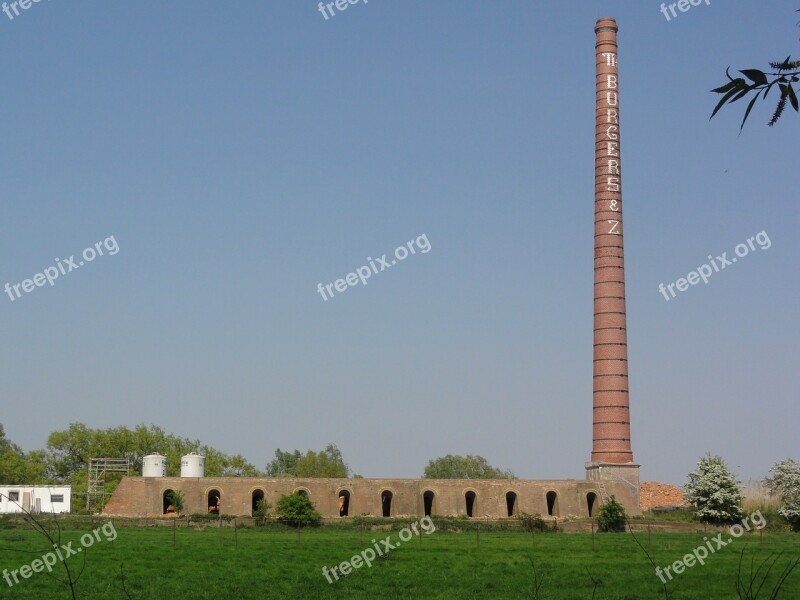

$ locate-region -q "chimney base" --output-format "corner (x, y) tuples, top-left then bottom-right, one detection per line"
(585, 461), (641, 512)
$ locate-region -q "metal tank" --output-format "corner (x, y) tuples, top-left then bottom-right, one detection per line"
(142, 454), (167, 477)
(180, 452), (205, 477)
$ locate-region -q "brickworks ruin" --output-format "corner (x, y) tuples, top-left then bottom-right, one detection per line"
(104, 18), (641, 521)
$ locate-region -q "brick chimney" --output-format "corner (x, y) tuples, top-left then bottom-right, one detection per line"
(587, 19), (639, 497)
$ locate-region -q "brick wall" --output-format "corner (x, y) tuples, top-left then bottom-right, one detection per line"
(103, 476), (640, 519)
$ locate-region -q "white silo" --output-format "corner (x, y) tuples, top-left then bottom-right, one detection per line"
(181, 452), (205, 477)
(142, 454), (167, 477)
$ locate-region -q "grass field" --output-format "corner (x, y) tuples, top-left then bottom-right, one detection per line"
(0, 521), (798, 599)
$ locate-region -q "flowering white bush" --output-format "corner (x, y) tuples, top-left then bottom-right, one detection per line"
(764, 459), (800, 531)
(684, 454), (744, 524)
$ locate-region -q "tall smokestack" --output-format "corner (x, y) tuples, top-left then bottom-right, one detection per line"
(591, 18), (633, 465)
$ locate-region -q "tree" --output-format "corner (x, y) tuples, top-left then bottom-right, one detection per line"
(166, 490), (184, 515)
(596, 496), (627, 532)
(711, 9), (800, 129)
(266, 444), (349, 478)
(0, 424), (48, 486)
(684, 454), (744, 524)
(219, 454), (261, 477)
(0, 424), (18, 454)
(423, 454), (516, 479)
(763, 459), (800, 531)
(275, 493), (321, 527)
(265, 449), (303, 477)
(295, 444), (349, 478)
(253, 498), (272, 526)
(45, 422), (261, 511)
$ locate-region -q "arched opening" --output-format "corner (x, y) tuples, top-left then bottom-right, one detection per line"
(163, 489), (175, 515)
(587, 492), (598, 517)
(251, 489), (265, 516)
(207, 489), (221, 513)
(465, 491), (477, 518)
(338, 490), (350, 517)
(423, 490), (435, 517)
(506, 491), (518, 517)
(294, 488), (308, 498)
(546, 491), (559, 517)
(381, 490), (393, 517)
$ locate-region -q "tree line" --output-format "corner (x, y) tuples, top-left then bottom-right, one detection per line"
(0, 422), (516, 511)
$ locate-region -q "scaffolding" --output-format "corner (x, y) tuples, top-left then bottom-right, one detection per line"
(86, 458), (130, 513)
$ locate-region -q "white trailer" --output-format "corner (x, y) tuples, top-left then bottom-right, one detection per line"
(0, 486), (72, 514)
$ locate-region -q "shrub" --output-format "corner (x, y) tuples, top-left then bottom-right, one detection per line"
(519, 513), (555, 532)
(763, 459), (800, 532)
(189, 513), (234, 523)
(597, 496), (627, 532)
(253, 499), (271, 526)
(684, 454), (744, 525)
(275, 493), (321, 527)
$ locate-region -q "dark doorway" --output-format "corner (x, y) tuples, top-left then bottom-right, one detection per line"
(465, 491), (477, 518)
(163, 489), (175, 515)
(381, 491), (393, 517)
(587, 492), (598, 517)
(338, 490), (350, 517)
(546, 491), (558, 517)
(208, 489), (221, 513)
(251, 489), (265, 516)
(506, 492), (518, 517)
(423, 491), (435, 517)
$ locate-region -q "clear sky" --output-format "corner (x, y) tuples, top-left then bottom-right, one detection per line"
(1, 0), (797, 486)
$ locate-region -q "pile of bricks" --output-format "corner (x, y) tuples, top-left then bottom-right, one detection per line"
(640, 482), (686, 511)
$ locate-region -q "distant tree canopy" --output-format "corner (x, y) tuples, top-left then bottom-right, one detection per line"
(265, 449), (303, 477)
(0, 422), (261, 511)
(423, 454), (516, 480)
(0, 424), (47, 486)
(711, 9), (799, 129)
(46, 422), (261, 480)
(0, 424), (15, 454)
(265, 444), (349, 478)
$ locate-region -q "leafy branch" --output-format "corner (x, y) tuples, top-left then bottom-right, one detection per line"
(711, 10), (800, 129)
(711, 61), (800, 130)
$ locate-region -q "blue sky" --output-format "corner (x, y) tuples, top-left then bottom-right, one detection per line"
(1, 0), (797, 486)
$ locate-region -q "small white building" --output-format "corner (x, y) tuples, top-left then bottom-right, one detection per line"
(0, 486), (72, 514)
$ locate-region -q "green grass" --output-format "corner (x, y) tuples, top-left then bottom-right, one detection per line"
(0, 523), (798, 599)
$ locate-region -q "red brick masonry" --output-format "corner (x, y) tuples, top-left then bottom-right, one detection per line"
(592, 18), (634, 464)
